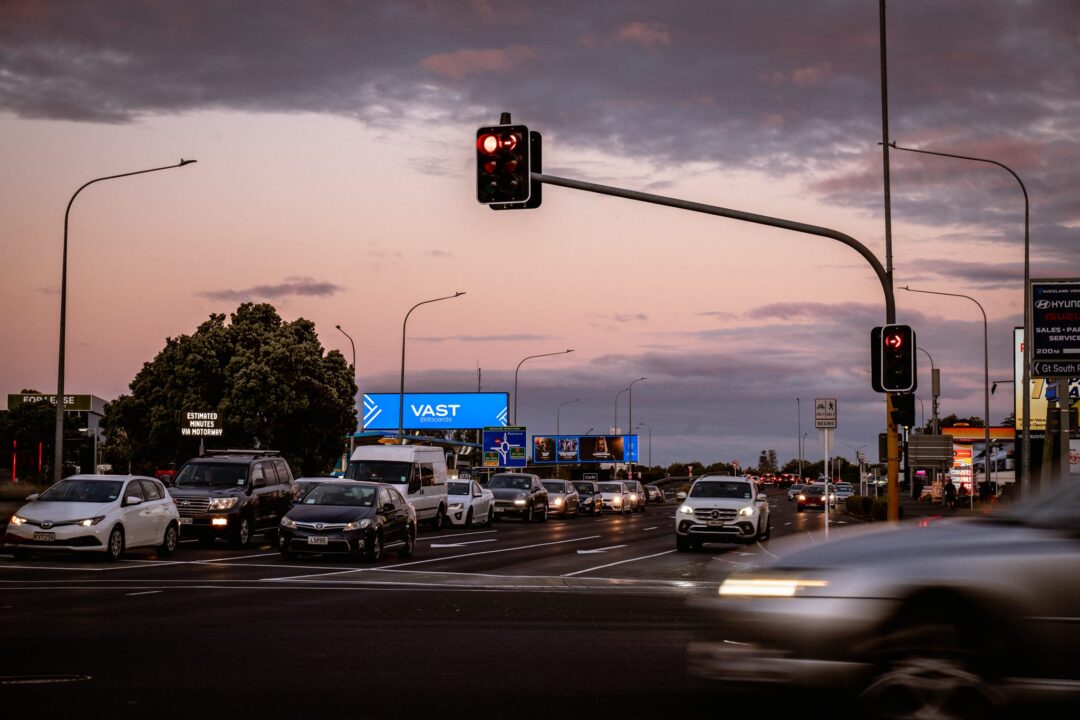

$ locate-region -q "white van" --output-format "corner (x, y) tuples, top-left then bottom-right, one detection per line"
(344, 445), (449, 529)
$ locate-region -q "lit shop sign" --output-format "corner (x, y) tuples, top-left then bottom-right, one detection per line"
(532, 435), (639, 464)
(362, 393), (509, 431)
(182, 411), (223, 437)
(8, 393), (94, 412)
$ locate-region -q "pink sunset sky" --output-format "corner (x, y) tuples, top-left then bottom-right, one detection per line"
(1, 0), (1077, 466)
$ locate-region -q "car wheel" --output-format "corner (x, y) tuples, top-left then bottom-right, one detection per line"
(431, 505), (446, 531)
(859, 622), (1002, 720)
(759, 519), (771, 541)
(366, 530), (383, 562)
(229, 515), (252, 548)
(676, 535), (690, 552)
(539, 506), (548, 522)
(158, 523), (179, 558)
(465, 507), (474, 528)
(399, 524), (415, 558)
(523, 505), (534, 522)
(492, 511), (501, 522)
(104, 525), (125, 562)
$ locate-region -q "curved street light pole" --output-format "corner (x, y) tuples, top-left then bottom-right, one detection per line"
(512, 349), (574, 425)
(54, 159), (197, 482)
(889, 142), (1030, 495)
(398, 292), (465, 444)
(556, 398), (580, 437)
(336, 325), (358, 457)
(901, 285), (990, 508)
(613, 387), (629, 434)
(634, 422), (652, 467)
(918, 346), (939, 434)
(627, 377), (647, 438)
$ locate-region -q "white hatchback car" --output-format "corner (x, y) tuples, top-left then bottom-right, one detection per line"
(446, 479), (494, 527)
(5, 475), (181, 561)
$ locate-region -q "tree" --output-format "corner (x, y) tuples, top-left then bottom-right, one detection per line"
(102, 303), (357, 475)
(0, 390), (80, 481)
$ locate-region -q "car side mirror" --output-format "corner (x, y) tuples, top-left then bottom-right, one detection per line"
(757, 493), (767, 501)
(676, 491), (687, 500)
(123, 496), (142, 506)
(383, 502), (395, 512)
(27, 493), (40, 502)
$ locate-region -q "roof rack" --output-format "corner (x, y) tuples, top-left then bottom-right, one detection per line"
(200, 449), (282, 458)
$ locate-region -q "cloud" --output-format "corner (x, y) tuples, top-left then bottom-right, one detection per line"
(197, 276), (342, 302)
(420, 45), (538, 79)
(614, 21), (671, 48)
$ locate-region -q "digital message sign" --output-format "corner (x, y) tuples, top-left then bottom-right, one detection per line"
(532, 435), (638, 464)
(362, 392), (509, 431)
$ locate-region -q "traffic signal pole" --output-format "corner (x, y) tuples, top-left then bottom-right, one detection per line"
(530, 171), (901, 519)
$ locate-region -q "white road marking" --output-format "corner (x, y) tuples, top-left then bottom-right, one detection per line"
(193, 552), (279, 563)
(430, 539), (497, 548)
(576, 545), (626, 554)
(563, 549), (676, 577)
(125, 590), (161, 596)
(420, 530), (495, 541)
(643, 526), (658, 531)
(755, 541), (778, 559)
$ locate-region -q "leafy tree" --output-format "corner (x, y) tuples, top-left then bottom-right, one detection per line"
(102, 304), (356, 476)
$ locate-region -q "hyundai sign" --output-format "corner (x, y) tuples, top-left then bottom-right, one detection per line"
(362, 392), (509, 431)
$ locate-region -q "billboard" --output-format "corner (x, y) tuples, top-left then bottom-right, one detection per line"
(362, 392), (508, 431)
(532, 435), (638, 464)
(1014, 328), (1079, 433)
(1031, 279), (1080, 377)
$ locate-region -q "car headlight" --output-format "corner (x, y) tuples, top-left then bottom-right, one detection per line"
(613, 497), (622, 505)
(343, 519), (371, 531)
(678, 504), (694, 515)
(737, 505), (755, 517)
(719, 576), (830, 598)
(513, 498), (527, 506)
(10, 515), (28, 525)
(208, 497), (239, 511)
(73, 516), (106, 527)
(553, 497), (563, 506)
(449, 502), (464, 511)
(280, 517), (297, 529)
(629, 493), (638, 501)
(797, 494), (806, 501)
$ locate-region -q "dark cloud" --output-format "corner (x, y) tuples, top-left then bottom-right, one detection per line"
(197, 276), (341, 302)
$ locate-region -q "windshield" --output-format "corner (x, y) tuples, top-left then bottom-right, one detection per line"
(38, 479), (123, 503)
(489, 475), (531, 490)
(573, 483), (595, 494)
(803, 486), (825, 496)
(174, 463), (247, 488)
(542, 482), (565, 494)
(598, 483), (622, 492)
(689, 481), (753, 499)
(302, 484), (375, 507)
(345, 460), (411, 483)
(447, 482), (470, 496)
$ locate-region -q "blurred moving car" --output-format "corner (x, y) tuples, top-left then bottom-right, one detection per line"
(5, 475), (180, 561)
(833, 482), (854, 501)
(279, 480), (415, 561)
(447, 479), (494, 527)
(573, 480), (604, 515)
(542, 479), (580, 518)
(623, 479), (646, 512)
(489, 473), (548, 522)
(675, 476), (770, 551)
(688, 482), (1080, 718)
(645, 484), (665, 503)
(598, 481), (631, 514)
(786, 483), (805, 501)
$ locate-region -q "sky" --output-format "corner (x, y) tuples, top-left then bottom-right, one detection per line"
(1, 0), (1078, 468)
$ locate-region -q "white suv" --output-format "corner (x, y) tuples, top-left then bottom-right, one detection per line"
(675, 476), (770, 551)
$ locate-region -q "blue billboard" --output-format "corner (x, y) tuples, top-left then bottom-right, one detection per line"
(483, 427), (528, 468)
(362, 392), (509, 431)
(532, 435), (639, 464)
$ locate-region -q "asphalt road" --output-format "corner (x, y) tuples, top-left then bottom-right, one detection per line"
(1, 489), (853, 719)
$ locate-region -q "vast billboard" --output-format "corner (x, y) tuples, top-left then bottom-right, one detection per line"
(362, 392), (508, 431)
(532, 435), (638, 463)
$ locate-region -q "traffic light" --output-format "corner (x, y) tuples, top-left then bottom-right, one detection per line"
(871, 324), (917, 393)
(476, 124), (532, 207)
(890, 393), (916, 427)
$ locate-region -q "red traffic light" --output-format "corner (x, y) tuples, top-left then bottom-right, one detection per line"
(883, 332), (904, 350)
(476, 124), (531, 205)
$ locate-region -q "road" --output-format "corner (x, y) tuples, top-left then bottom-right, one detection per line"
(1, 488), (852, 718)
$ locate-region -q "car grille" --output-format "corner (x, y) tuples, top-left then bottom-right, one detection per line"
(693, 508), (738, 521)
(293, 521), (348, 531)
(173, 497), (210, 515)
(494, 500), (518, 510)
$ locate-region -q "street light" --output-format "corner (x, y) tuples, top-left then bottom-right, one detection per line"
(918, 346), (940, 434)
(889, 141), (1031, 495)
(336, 324), (357, 457)
(901, 285), (990, 508)
(613, 387), (629, 433)
(627, 377), (647, 436)
(54, 159), (197, 481)
(556, 398), (580, 437)
(512, 349), (574, 425)
(398, 292), (465, 444)
(991, 379), (1014, 395)
(634, 421), (652, 466)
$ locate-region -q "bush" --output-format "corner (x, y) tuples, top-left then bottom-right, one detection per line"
(845, 494), (902, 521)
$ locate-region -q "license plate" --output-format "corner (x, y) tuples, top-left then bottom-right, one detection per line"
(179, 517), (193, 525)
(34, 532), (56, 542)
(706, 520), (724, 527)
(307, 536), (328, 545)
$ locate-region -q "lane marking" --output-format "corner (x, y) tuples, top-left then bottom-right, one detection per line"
(420, 530), (495, 541)
(125, 590), (161, 596)
(576, 545), (626, 555)
(755, 541), (778, 559)
(643, 526), (658, 531)
(193, 552), (279, 563)
(563, 549), (676, 577)
(430, 539), (497, 548)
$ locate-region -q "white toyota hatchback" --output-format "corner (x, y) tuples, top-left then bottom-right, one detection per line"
(5, 475), (181, 561)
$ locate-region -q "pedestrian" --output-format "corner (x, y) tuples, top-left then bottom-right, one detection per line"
(943, 477), (957, 510)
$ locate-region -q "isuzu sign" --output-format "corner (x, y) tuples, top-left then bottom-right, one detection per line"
(362, 392), (509, 430)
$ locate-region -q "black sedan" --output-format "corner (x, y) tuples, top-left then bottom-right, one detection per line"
(278, 480), (415, 561)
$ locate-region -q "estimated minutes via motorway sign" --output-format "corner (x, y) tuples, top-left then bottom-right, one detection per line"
(815, 397), (837, 429)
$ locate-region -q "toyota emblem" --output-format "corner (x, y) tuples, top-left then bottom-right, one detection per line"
(314, 523), (325, 530)
(41, 521), (54, 529)
(179, 500), (190, 506)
